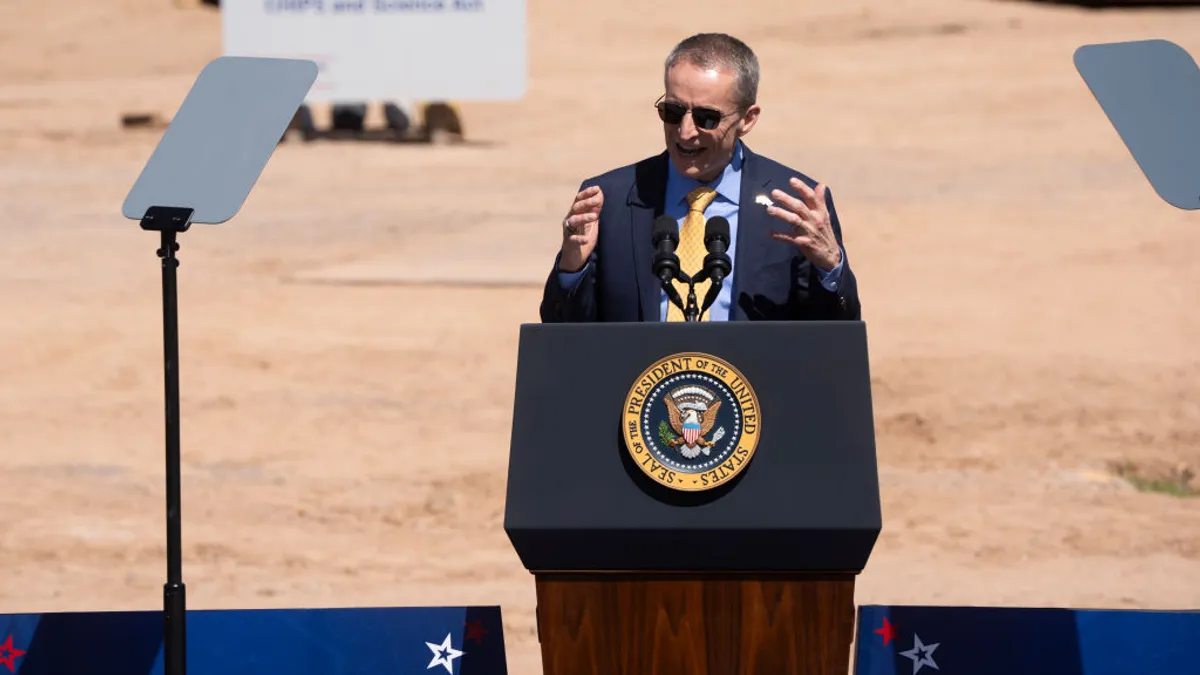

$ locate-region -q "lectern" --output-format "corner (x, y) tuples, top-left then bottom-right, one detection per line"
(504, 321), (881, 675)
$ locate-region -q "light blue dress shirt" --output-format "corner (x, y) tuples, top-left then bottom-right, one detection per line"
(558, 141), (843, 320)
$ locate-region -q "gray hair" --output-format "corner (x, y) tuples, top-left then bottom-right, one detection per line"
(664, 33), (759, 112)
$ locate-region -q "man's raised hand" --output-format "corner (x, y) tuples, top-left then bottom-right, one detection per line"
(559, 185), (604, 273)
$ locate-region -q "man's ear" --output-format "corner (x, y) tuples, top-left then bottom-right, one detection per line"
(737, 104), (761, 136)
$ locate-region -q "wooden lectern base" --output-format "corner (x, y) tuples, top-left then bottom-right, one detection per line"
(534, 572), (856, 675)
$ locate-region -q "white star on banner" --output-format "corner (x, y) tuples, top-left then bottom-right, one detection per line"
(899, 633), (940, 674)
(425, 633), (464, 673)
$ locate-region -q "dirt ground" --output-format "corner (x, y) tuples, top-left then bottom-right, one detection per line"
(1, 0), (1199, 672)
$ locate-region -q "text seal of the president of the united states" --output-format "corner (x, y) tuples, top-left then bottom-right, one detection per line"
(622, 352), (761, 492)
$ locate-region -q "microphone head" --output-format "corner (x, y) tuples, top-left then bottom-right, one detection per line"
(704, 216), (731, 247)
(652, 214), (679, 246)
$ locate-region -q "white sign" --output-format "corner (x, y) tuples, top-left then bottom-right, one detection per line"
(221, 0), (526, 101)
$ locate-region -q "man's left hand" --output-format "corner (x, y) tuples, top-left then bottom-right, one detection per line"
(765, 177), (842, 272)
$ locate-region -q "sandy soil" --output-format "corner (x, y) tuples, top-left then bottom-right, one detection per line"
(2, 0), (1199, 672)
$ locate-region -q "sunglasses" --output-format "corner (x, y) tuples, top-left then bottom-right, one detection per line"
(655, 95), (734, 131)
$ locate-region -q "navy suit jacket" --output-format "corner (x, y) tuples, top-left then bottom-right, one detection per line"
(539, 145), (862, 322)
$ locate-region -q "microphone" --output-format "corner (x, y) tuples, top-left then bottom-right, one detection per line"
(700, 216), (732, 314)
(703, 216), (732, 284)
(651, 215), (687, 315)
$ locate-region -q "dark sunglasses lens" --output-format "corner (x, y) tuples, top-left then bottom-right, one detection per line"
(693, 108), (722, 130)
(658, 102), (686, 124)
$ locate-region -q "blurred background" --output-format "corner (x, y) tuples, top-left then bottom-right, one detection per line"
(1, 0), (1198, 672)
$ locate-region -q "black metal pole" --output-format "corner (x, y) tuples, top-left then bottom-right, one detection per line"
(139, 205), (192, 675)
(158, 227), (186, 675)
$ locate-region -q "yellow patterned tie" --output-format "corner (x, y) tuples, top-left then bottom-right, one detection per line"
(666, 186), (718, 322)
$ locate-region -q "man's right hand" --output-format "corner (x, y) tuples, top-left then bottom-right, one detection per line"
(558, 185), (603, 273)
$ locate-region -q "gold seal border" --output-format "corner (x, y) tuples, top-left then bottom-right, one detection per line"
(621, 351), (761, 492)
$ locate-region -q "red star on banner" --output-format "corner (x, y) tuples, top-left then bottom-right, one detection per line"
(0, 634), (25, 673)
(874, 617), (896, 646)
(464, 618), (488, 645)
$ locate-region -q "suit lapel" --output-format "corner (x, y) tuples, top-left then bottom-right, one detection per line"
(629, 152), (669, 322)
(733, 145), (777, 321)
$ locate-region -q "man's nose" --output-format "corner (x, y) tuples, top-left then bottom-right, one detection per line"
(677, 112), (699, 141)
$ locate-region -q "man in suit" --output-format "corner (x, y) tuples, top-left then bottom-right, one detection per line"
(540, 33), (861, 323)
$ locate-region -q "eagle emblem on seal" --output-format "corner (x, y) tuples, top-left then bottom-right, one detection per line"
(663, 385), (728, 459)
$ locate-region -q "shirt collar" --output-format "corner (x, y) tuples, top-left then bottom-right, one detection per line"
(666, 140), (743, 208)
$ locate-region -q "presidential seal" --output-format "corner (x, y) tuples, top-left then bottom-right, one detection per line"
(622, 352), (761, 492)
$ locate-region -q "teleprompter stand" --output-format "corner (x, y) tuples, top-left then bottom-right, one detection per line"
(1076, 39), (1200, 210)
(141, 205), (193, 675)
(121, 56), (317, 675)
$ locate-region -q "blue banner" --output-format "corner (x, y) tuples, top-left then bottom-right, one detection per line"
(0, 605), (505, 675)
(855, 604), (1200, 675)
